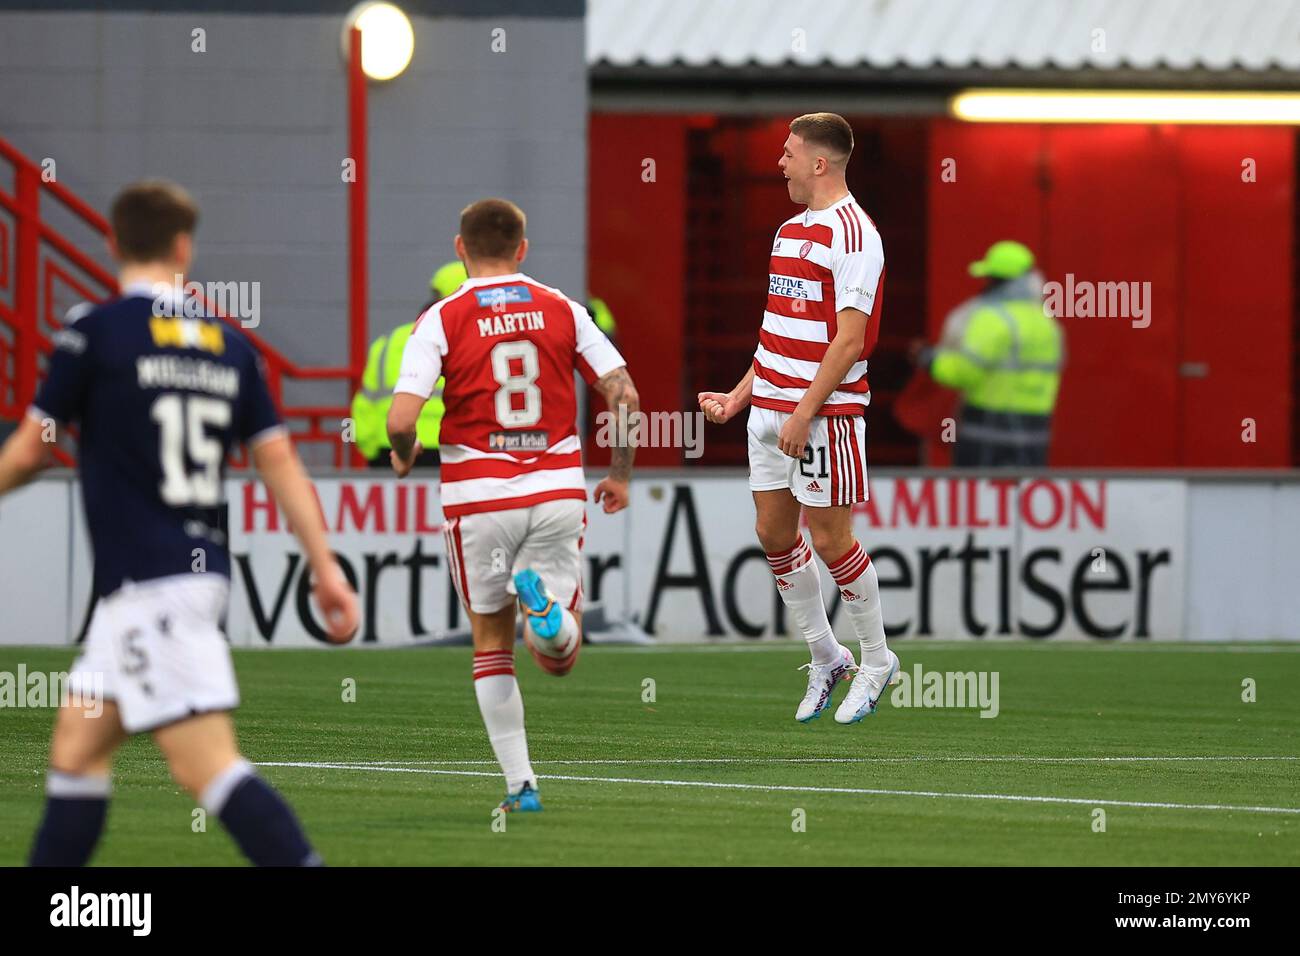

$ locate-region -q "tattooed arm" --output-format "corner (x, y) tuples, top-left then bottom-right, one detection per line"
(590, 365), (639, 513)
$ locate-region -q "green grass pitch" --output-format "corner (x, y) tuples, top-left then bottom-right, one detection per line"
(1, 642), (1297, 866)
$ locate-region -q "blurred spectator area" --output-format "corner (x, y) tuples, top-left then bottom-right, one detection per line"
(590, 114), (1296, 469)
(586, 0), (1300, 470)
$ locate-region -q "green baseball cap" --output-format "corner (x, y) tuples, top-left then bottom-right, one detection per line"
(968, 240), (1035, 279)
(430, 260), (468, 299)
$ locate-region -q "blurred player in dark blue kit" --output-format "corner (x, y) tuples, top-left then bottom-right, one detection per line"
(0, 180), (359, 866)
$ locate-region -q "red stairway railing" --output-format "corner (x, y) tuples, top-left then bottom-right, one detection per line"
(0, 134), (364, 468)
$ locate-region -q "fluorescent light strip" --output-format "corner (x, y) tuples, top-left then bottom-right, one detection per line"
(950, 89), (1300, 125)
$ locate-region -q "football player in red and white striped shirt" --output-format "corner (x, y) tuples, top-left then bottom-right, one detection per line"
(699, 113), (899, 725)
(387, 198), (639, 812)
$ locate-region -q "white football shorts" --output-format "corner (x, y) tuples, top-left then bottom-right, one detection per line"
(67, 573), (239, 734)
(747, 405), (869, 508)
(442, 498), (586, 615)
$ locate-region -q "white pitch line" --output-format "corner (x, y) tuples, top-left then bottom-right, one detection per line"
(306, 755), (1300, 766)
(256, 760), (1300, 816)
(601, 642), (1300, 654)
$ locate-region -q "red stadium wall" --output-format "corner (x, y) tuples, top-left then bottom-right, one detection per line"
(928, 121), (1295, 467)
(591, 113), (1297, 469)
(586, 114), (690, 466)
(1178, 127), (1295, 467)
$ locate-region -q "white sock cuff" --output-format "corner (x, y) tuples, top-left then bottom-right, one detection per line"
(46, 769), (111, 799)
(199, 758), (255, 814)
(783, 555), (819, 577)
(838, 555), (879, 597)
(473, 649), (516, 680)
(766, 536), (813, 575)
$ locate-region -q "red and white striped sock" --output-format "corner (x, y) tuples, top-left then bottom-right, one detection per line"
(472, 650), (535, 793)
(767, 535), (840, 665)
(828, 542), (890, 669)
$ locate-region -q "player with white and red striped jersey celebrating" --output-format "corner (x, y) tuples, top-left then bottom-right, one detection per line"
(698, 113), (899, 725)
(387, 198), (638, 813)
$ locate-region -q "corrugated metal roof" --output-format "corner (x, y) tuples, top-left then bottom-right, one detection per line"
(587, 0), (1300, 73)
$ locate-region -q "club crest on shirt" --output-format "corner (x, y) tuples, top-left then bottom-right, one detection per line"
(799, 240), (813, 259)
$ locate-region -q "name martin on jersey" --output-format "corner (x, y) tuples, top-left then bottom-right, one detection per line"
(476, 310), (546, 337)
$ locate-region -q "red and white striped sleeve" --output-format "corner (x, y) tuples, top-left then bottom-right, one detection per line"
(831, 206), (885, 316)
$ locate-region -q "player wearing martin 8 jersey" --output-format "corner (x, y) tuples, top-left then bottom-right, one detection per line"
(387, 198), (638, 813)
(0, 181), (358, 867)
(699, 113), (899, 727)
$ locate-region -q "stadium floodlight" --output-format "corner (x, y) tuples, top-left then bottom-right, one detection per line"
(950, 89), (1300, 125)
(342, 2), (415, 81)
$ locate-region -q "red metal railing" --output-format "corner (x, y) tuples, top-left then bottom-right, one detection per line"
(0, 133), (366, 468)
(348, 24), (369, 457)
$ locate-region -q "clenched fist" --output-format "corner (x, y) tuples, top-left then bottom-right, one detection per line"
(698, 391), (743, 425)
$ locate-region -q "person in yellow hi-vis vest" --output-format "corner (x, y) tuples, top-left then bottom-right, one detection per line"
(916, 241), (1064, 467)
(351, 261), (467, 468)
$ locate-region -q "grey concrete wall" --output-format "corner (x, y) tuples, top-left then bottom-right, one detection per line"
(0, 8), (587, 455)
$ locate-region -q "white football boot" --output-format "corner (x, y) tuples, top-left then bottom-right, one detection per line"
(795, 644), (856, 722)
(834, 649), (901, 724)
